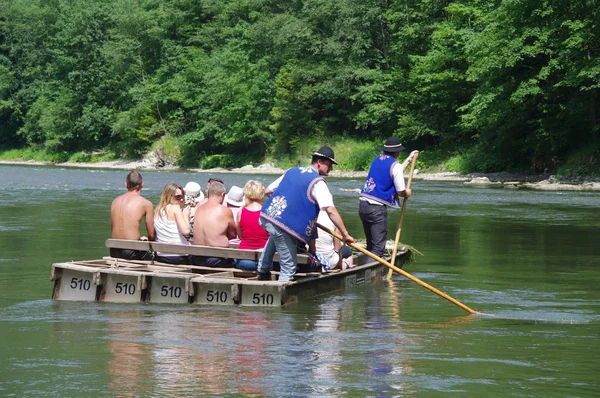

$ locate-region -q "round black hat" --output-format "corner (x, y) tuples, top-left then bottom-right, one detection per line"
(312, 146), (338, 165)
(382, 137), (406, 153)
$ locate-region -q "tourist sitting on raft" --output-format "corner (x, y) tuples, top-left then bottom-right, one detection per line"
(109, 170), (155, 261)
(154, 183), (191, 265)
(233, 180), (269, 271)
(191, 180), (237, 268)
(314, 210), (354, 270)
(183, 181), (204, 241)
(224, 185), (244, 246)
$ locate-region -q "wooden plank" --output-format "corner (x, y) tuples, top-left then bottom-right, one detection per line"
(109, 263), (149, 270)
(204, 271), (236, 279)
(142, 264), (193, 273)
(152, 242), (260, 260)
(105, 239), (152, 251)
(101, 256), (247, 277)
(189, 276), (287, 286)
(102, 257), (152, 265)
(53, 262), (108, 272)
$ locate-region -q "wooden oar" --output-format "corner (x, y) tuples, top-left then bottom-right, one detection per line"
(388, 154), (418, 278)
(317, 223), (480, 315)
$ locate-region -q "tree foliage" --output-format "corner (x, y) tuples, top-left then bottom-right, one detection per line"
(0, 0), (598, 172)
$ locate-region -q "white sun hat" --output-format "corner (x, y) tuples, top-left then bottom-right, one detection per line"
(184, 181), (205, 201)
(224, 185), (244, 207)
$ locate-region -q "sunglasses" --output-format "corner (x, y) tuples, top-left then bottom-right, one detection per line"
(207, 178), (224, 184)
(174, 194), (184, 200)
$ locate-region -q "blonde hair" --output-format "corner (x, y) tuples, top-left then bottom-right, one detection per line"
(243, 180), (265, 206)
(155, 182), (183, 218)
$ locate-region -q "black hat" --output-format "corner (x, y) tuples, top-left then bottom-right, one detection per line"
(312, 146), (338, 165)
(382, 137), (406, 153)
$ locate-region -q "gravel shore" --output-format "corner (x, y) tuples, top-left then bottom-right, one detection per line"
(2, 159), (599, 191)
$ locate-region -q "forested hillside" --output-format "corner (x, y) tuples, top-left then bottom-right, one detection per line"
(1, 0), (598, 173)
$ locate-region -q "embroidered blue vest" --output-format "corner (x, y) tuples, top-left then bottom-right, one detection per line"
(261, 166), (323, 244)
(360, 155), (399, 206)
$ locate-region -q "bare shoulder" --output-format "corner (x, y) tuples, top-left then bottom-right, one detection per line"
(221, 206), (234, 217)
(194, 203), (209, 215)
(213, 205), (234, 221)
(111, 193), (124, 204)
(167, 203), (182, 215)
(139, 195), (153, 206)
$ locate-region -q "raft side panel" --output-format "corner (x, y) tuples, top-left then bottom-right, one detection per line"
(102, 273), (143, 303)
(53, 268), (98, 301)
(194, 281), (237, 306)
(147, 276), (189, 304)
(241, 284), (282, 307)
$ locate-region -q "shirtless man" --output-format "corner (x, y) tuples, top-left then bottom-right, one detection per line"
(110, 170), (156, 260)
(191, 180), (236, 267)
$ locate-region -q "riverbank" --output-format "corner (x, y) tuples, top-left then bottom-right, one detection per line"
(1, 159), (599, 191)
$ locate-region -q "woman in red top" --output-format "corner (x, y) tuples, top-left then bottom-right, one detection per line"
(234, 180), (269, 270)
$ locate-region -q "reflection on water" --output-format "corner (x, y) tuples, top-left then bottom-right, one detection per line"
(101, 307), (273, 396)
(1, 165), (599, 396)
(107, 310), (153, 397)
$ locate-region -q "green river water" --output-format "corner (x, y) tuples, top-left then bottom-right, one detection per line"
(0, 164), (599, 397)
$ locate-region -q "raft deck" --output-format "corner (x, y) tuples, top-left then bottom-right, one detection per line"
(50, 239), (408, 307)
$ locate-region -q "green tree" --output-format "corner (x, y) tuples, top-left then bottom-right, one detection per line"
(459, 0), (600, 171)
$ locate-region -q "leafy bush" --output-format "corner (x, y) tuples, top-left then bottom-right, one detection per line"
(0, 149), (26, 160)
(556, 143), (600, 177)
(150, 136), (182, 166)
(67, 151), (115, 163)
(444, 155), (467, 173)
(0, 147), (69, 162)
(333, 140), (379, 171)
(443, 150), (502, 173)
(198, 153), (255, 169)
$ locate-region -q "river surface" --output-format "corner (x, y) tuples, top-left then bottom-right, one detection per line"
(0, 164), (599, 397)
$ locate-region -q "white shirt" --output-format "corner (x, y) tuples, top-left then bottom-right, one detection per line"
(154, 206), (190, 256)
(267, 166), (334, 209)
(228, 207), (241, 245)
(359, 162), (405, 206)
(315, 211), (340, 266)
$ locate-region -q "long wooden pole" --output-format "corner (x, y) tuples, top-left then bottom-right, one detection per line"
(388, 155), (418, 278)
(317, 223), (479, 315)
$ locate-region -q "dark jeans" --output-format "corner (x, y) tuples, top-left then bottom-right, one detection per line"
(191, 256), (234, 268)
(358, 200), (388, 257)
(109, 248), (154, 261)
(340, 245), (353, 259)
(155, 254), (190, 265)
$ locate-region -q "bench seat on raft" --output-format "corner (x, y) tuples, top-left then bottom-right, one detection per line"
(104, 239), (311, 264)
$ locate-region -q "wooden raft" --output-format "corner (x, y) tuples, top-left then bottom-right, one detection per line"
(50, 239), (408, 307)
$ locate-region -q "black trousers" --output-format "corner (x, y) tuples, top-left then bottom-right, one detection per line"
(109, 248), (154, 261)
(155, 254), (190, 265)
(358, 200), (388, 257)
(191, 256), (234, 268)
